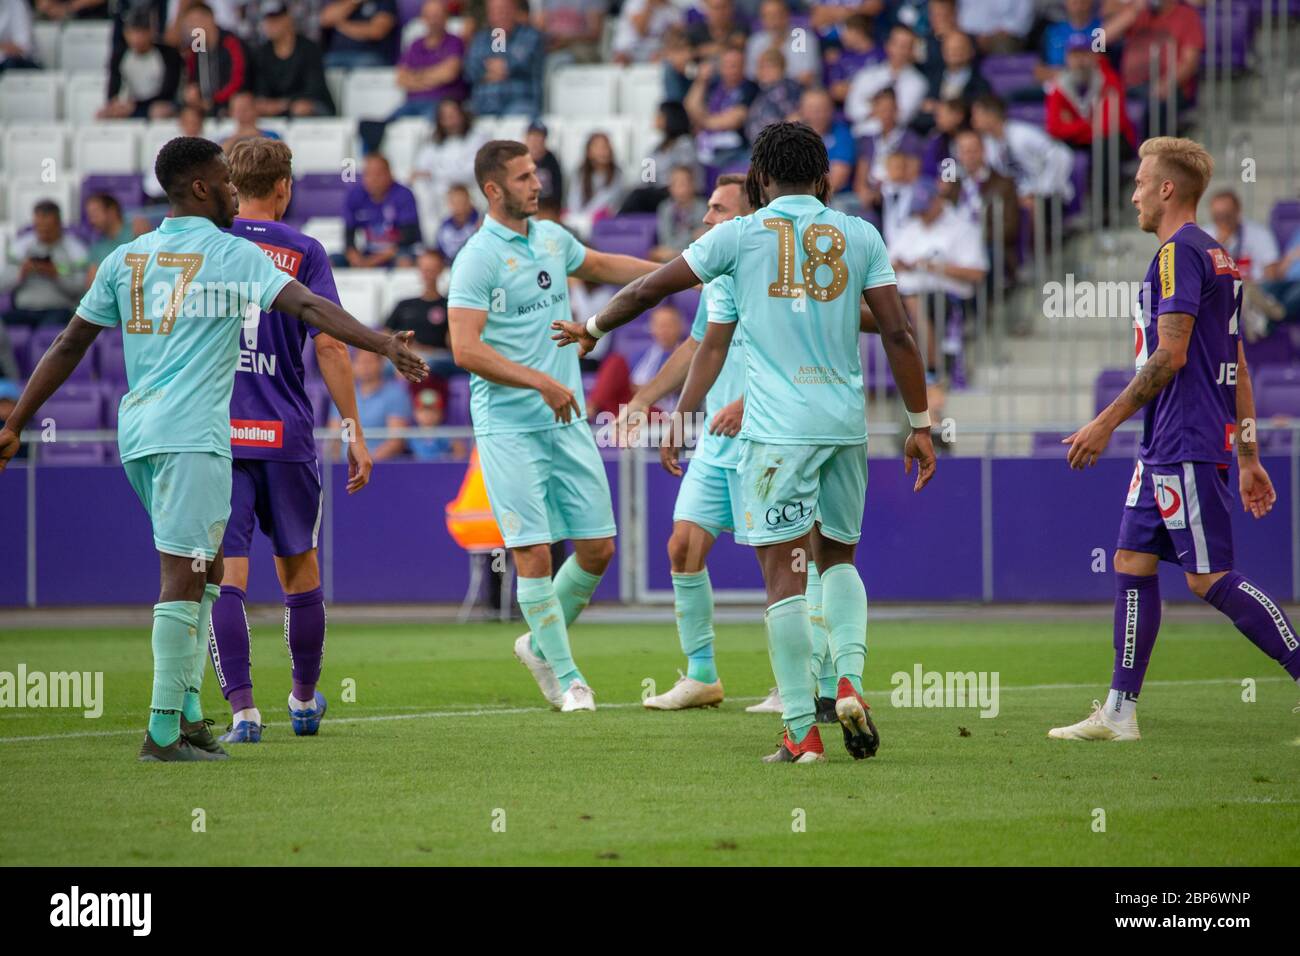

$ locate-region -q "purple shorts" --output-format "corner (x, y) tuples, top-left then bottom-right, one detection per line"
(222, 458), (323, 558)
(1116, 460), (1234, 574)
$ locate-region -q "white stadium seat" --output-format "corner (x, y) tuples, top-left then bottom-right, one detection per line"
(65, 72), (108, 125)
(545, 114), (634, 181)
(0, 72), (61, 121)
(379, 267), (424, 318)
(3, 123), (69, 178)
(59, 21), (113, 74)
(73, 123), (142, 174)
(383, 117), (426, 181)
(477, 115), (529, 144)
(140, 119), (181, 172)
(302, 216), (345, 257)
(33, 21), (60, 69)
(547, 65), (619, 117)
(341, 68), (404, 120)
(333, 269), (387, 328)
(401, 17), (428, 50)
(8, 177), (77, 225)
(619, 63), (664, 118)
(284, 119), (354, 173)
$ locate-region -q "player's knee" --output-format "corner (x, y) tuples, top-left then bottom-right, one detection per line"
(1186, 572), (1222, 601)
(666, 528), (693, 571)
(512, 544), (552, 579)
(580, 536), (616, 570)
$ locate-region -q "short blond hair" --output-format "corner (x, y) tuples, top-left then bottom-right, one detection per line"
(228, 137), (293, 200)
(1138, 136), (1214, 205)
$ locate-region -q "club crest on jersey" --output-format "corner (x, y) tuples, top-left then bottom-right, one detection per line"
(1209, 247), (1240, 277)
(1152, 474), (1185, 529)
(537, 270), (552, 290)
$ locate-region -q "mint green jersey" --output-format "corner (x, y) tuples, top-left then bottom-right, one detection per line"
(447, 214), (589, 435)
(683, 194), (896, 445)
(690, 275), (745, 469)
(77, 216), (293, 463)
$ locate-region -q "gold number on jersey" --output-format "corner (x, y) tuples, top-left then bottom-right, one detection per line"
(762, 220), (849, 303)
(122, 252), (205, 335)
(123, 253), (151, 334)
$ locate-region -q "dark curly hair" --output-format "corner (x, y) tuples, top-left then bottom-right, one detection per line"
(154, 136), (225, 202)
(745, 121), (830, 209)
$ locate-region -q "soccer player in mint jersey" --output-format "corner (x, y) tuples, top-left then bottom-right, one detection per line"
(0, 137), (427, 762)
(1052, 137), (1298, 742)
(555, 123), (937, 762)
(447, 140), (659, 713)
(209, 138), (374, 744)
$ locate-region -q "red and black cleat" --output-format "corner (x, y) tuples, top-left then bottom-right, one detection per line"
(834, 677), (880, 760)
(762, 724), (827, 763)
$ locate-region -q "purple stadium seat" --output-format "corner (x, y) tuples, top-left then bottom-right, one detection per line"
(100, 381), (122, 428)
(1270, 200), (1300, 251)
(81, 174), (146, 224)
(286, 173), (352, 223)
(1254, 365), (1300, 418)
(669, 287), (700, 320)
(1094, 368), (1131, 415)
(1200, 3), (1253, 72)
(397, 0), (422, 23)
(1066, 150), (1089, 218)
(96, 331), (127, 383)
(1007, 101), (1044, 125)
(6, 324), (32, 376)
(307, 381), (331, 427)
(591, 232), (652, 259)
(37, 390), (106, 464)
(590, 215), (657, 256)
(445, 374), (471, 426)
(1245, 322), (1300, 368)
(27, 326), (61, 371)
(980, 54), (1041, 98)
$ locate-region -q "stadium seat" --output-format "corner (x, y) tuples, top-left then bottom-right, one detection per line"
(445, 374), (471, 425)
(980, 54), (1041, 99)
(379, 267), (424, 318)
(7, 324), (33, 377)
(401, 16), (428, 49)
(33, 21), (60, 69)
(302, 216), (346, 257)
(286, 172), (351, 223)
(618, 63), (664, 119)
(284, 119), (353, 173)
(139, 119), (180, 175)
(0, 71), (60, 121)
(96, 330), (126, 384)
(80, 174), (146, 222)
(58, 21), (114, 74)
(383, 117), (427, 181)
(324, 67), (348, 115)
(73, 124), (142, 175)
(341, 68), (404, 120)
(1093, 368), (1130, 415)
(548, 65), (619, 117)
(1254, 365), (1300, 418)
(64, 73), (109, 125)
(1270, 199), (1300, 250)
(2, 122), (69, 178)
(35, 391), (107, 465)
(546, 115), (634, 180)
(397, 0), (423, 22)
(8, 177), (77, 224)
(333, 269), (386, 327)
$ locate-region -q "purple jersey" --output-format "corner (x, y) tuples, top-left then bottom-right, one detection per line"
(1135, 223), (1241, 467)
(226, 218), (339, 462)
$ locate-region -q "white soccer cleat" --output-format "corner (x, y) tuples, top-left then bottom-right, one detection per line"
(513, 633), (563, 709)
(560, 680), (596, 713)
(745, 686), (783, 714)
(643, 671), (724, 710)
(1048, 699), (1140, 741)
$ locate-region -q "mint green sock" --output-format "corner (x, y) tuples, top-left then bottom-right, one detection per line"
(806, 561), (835, 698)
(822, 563), (867, 695)
(149, 600), (201, 746)
(518, 575), (584, 689)
(672, 570), (717, 683)
(765, 594), (815, 742)
(182, 583), (220, 723)
(553, 553), (604, 626)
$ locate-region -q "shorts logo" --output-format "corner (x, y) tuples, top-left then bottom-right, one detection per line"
(230, 419), (284, 448)
(1124, 461), (1144, 507)
(537, 270), (552, 290)
(744, 511), (753, 530)
(1153, 474), (1185, 529)
(765, 500), (811, 528)
(501, 511), (522, 537)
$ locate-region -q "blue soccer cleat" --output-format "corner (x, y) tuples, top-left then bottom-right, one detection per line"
(218, 720), (264, 744)
(288, 691), (327, 736)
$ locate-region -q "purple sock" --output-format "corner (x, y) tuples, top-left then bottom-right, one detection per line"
(210, 585), (255, 714)
(285, 587), (326, 702)
(1111, 572), (1161, 697)
(1205, 572), (1300, 680)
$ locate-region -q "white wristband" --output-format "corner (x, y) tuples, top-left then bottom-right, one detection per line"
(906, 409), (931, 429)
(585, 315), (606, 340)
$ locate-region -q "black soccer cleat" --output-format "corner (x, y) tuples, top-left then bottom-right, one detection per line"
(181, 716), (228, 756)
(138, 731), (230, 762)
(815, 695), (838, 723)
(834, 678), (880, 760)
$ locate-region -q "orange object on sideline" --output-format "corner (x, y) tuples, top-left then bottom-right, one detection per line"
(445, 444), (504, 551)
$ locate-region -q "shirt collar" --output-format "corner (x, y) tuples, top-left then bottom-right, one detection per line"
(482, 213), (532, 243)
(766, 194), (826, 215)
(159, 215), (219, 234)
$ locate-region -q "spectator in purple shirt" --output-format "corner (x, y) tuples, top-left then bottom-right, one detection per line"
(744, 48), (801, 145)
(435, 184), (480, 261)
(338, 154), (423, 269)
(823, 13), (882, 106)
(685, 44), (757, 166)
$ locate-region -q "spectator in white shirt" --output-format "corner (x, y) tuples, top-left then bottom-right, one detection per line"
(611, 0), (683, 64)
(0, 0), (37, 71)
(845, 24), (927, 137)
(972, 93), (1075, 206)
(957, 0), (1035, 55)
(411, 99), (487, 203)
(1205, 189), (1278, 283)
(744, 0), (821, 88)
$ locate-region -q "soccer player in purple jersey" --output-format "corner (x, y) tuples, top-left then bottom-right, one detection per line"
(1051, 137), (1298, 741)
(207, 138), (374, 743)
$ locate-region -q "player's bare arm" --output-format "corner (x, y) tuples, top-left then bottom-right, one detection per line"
(0, 316), (102, 470)
(315, 332), (373, 494)
(552, 256), (701, 356)
(1234, 340), (1276, 519)
(272, 280), (429, 384)
(1064, 311), (1193, 470)
(863, 283), (936, 492)
(859, 300), (879, 335)
(660, 320), (734, 477)
(450, 305), (580, 423)
(619, 336), (699, 439)
(570, 247), (661, 286)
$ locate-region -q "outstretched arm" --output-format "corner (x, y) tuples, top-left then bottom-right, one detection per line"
(272, 279), (428, 383)
(0, 317), (102, 469)
(864, 283), (936, 491)
(553, 256), (701, 355)
(1065, 311), (1193, 469)
(571, 248), (660, 286)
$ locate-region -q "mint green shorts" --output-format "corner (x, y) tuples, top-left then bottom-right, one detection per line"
(737, 440), (868, 546)
(477, 424), (617, 549)
(673, 457), (750, 544)
(123, 451), (232, 560)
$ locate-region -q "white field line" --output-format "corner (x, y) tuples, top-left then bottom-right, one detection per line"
(0, 676), (1292, 744)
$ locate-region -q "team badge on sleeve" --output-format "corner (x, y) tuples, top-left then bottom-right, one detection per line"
(1152, 474), (1186, 530)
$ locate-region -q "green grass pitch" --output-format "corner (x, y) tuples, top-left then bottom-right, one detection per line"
(1, 614), (1297, 866)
